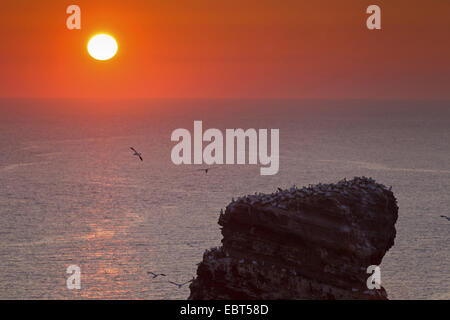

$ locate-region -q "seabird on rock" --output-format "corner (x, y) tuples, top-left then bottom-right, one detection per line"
(440, 215), (450, 221)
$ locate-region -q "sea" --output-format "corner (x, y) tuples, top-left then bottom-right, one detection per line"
(0, 99), (448, 299)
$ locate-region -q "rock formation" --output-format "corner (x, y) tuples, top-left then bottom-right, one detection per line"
(189, 177), (398, 300)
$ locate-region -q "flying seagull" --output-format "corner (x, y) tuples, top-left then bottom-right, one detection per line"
(147, 272), (166, 279)
(168, 278), (194, 288)
(196, 167), (217, 174)
(440, 215), (450, 221)
(130, 147), (143, 161)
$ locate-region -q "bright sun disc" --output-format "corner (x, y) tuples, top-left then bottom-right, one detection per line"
(87, 34), (118, 61)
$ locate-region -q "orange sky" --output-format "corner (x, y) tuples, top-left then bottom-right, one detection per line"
(0, 0), (449, 99)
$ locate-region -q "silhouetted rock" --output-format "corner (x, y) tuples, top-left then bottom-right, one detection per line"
(189, 177), (398, 300)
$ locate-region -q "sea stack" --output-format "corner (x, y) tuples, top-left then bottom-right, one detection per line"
(189, 177), (398, 300)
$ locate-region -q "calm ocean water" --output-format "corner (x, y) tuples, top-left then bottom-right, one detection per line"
(0, 99), (448, 299)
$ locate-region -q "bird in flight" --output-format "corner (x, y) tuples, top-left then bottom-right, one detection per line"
(130, 147), (143, 161)
(197, 167), (218, 174)
(440, 215), (450, 221)
(147, 272), (166, 279)
(168, 278), (194, 288)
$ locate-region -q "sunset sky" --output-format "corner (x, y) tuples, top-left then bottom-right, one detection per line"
(0, 0), (449, 99)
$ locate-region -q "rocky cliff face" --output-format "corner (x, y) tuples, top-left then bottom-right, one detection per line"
(189, 177), (398, 300)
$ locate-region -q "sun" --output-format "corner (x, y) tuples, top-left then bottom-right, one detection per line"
(87, 34), (118, 61)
